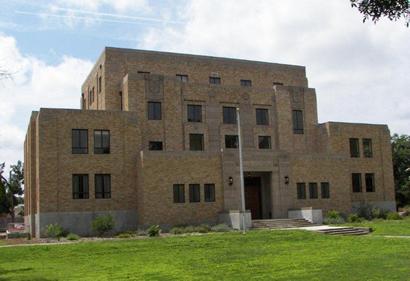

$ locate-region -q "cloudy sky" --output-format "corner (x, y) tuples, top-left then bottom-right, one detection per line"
(0, 0), (409, 173)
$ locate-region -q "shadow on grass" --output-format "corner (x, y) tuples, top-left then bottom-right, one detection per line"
(0, 267), (53, 281)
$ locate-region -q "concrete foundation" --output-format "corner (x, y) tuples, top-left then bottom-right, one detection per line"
(288, 207), (323, 224)
(219, 210), (252, 230)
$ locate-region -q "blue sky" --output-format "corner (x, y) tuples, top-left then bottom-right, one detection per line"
(0, 0), (409, 171)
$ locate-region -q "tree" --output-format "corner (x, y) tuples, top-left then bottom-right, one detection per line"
(351, 0), (410, 26)
(391, 134), (410, 207)
(0, 161), (24, 221)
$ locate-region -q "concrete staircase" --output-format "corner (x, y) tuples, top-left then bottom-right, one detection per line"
(252, 218), (314, 229)
(316, 227), (371, 236)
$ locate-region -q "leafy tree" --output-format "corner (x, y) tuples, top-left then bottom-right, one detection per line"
(0, 161), (24, 221)
(391, 134), (410, 207)
(351, 0), (410, 26)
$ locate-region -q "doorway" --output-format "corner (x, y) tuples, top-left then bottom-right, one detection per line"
(245, 177), (262, 219)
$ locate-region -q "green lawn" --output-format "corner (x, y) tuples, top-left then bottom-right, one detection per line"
(343, 216), (410, 236)
(1, 229), (410, 281)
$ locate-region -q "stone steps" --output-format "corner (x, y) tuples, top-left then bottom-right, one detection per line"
(317, 227), (371, 236)
(252, 219), (314, 229)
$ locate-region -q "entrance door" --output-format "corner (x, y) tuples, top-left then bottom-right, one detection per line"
(245, 177), (262, 219)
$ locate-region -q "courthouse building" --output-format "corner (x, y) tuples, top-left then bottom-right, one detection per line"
(24, 48), (396, 237)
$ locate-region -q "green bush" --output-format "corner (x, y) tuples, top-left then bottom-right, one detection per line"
(66, 233), (80, 241)
(147, 225), (161, 237)
(386, 212), (402, 220)
(211, 224), (231, 232)
(324, 210), (345, 225)
(46, 223), (64, 240)
(356, 204), (373, 220)
(116, 232), (133, 239)
(92, 215), (115, 236)
(194, 224), (211, 233)
(136, 229), (147, 236)
(170, 227), (185, 235)
(347, 214), (364, 223)
(371, 208), (389, 220)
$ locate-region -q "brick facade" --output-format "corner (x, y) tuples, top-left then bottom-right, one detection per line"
(24, 48), (395, 237)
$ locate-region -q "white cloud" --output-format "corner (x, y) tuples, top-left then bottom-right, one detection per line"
(54, 0), (150, 13)
(0, 34), (93, 172)
(140, 0), (410, 134)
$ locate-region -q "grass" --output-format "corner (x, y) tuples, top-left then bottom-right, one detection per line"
(0, 229), (410, 281)
(343, 216), (410, 236)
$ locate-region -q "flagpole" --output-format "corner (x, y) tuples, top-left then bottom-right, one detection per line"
(236, 108), (246, 234)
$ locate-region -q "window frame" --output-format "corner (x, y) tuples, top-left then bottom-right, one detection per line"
(240, 79), (252, 87)
(321, 182), (330, 199)
(352, 173), (362, 193)
(365, 173), (375, 192)
(292, 110), (304, 134)
(176, 74), (189, 82)
(258, 136), (272, 149)
(297, 183), (306, 199)
(187, 104), (202, 122)
(256, 108), (269, 125)
(225, 135), (239, 149)
(363, 138), (373, 158)
(72, 174), (89, 199)
(149, 141), (163, 151)
(147, 101), (162, 120)
(308, 182), (318, 199)
(72, 129), (88, 154)
(189, 184), (201, 203)
(94, 130), (110, 154)
(204, 184), (216, 202)
(350, 138), (360, 158)
(209, 76), (221, 85)
(223, 106), (237, 124)
(173, 184), (185, 203)
(95, 174), (111, 199)
(189, 134), (204, 151)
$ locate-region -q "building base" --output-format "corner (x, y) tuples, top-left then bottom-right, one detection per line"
(218, 210), (252, 230)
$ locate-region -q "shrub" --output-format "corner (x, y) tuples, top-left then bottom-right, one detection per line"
(194, 224), (211, 233)
(147, 225), (161, 237)
(211, 224), (231, 232)
(386, 212), (402, 220)
(170, 227), (185, 235)
(136, 229), (147, 236)
(66, 233), (80, 241)
(183, 226), (195, 233)
(371, 208), (389, 220)
(356, 204), (373, 220)
(324, 210), (345, 225)
(92, 215), (115, 237)
(347, 213), (364, 223)
(116, 232), (133, 239)
(46, 223), (64, 240)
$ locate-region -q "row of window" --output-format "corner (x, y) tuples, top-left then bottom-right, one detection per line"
(72, 174), (111, 199)
(173, 184), (216, 203)
(148, 102), (304, 134)
(72, 129), (110, 154)
(296, 182), (330, 200)
(350, 138), (373, 158)
(352, 173), (375, 193)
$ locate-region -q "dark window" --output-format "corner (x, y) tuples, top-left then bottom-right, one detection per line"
(95, 174), (111, 199)
(321, 182), (330, 199)
(297, 183), (306, 199)
(365, 173), (375, 192)
(223, 106), (237, 124)
(204, 184), (216, 202)
(149, 141), (163, 151)
(189, 134), (204, 151)
(94, 130), (110, 154)
(189, 184), (200, 202)
(138, 71), (150, 74)
(292, 110), (304, 134)
(187, 105), (202, 122)
(72, 129), (88, 154)
(176, 74), (188, 82)
(72, 174), (89, 199)
(350, 138), (360, 158)
(173, 184), (185, 203)
(225, 135), (239, 148)
(148, 102), (161, 120)
(309, 183), (318, 199)
(273, 82), (284, 86)
(240, 79), (252, 87)
(363, 138), (373, 158)
(352, 173), (362, 193)
(81, 93), (85, 109)
(209, 76), (221, 85)
(98, 76), (102, 93)
(119, 91), (123, 111)
(256, 108), (269, 125)
(258, 136), (271, 149)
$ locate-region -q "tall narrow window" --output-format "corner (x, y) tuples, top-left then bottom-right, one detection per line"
(365, 173), (375, 192)
(95, 174), (111, 199)
(94, 130), (110, 154)
(176, 74), (188, 82)
(256, 108), (269, 125)
(72, 174), (89, 199)
(350, 138), (360, 158)
(148, 101), (161, 120)
(189, 134), (204, 151)
(119, 91), (123, 111)
(187, 105), (202, 122)
(321, 182), (330, 199)
(223, 106), (237, 124)
(72, 129), (88, 154)
(209, 76), (221, 85)
(292, 110), (304, 134)
(297, 183), (306, 199)
(225, 135), (239, 148)
(204, 184), (216, 202)
(309, 183), (318, 199)
(173, 184), (185, 203)
(98, 76), (102, 93)
(352, 173), (362, 193)
(258, 136), (271, 149)
(240, 79), (252, 87)
(189, 184), (200, 202)
(363, 138), (373, 158)
(149, 141), (163, 151)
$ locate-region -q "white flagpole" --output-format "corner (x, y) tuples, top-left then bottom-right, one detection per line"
(236, 107), (246, 233)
